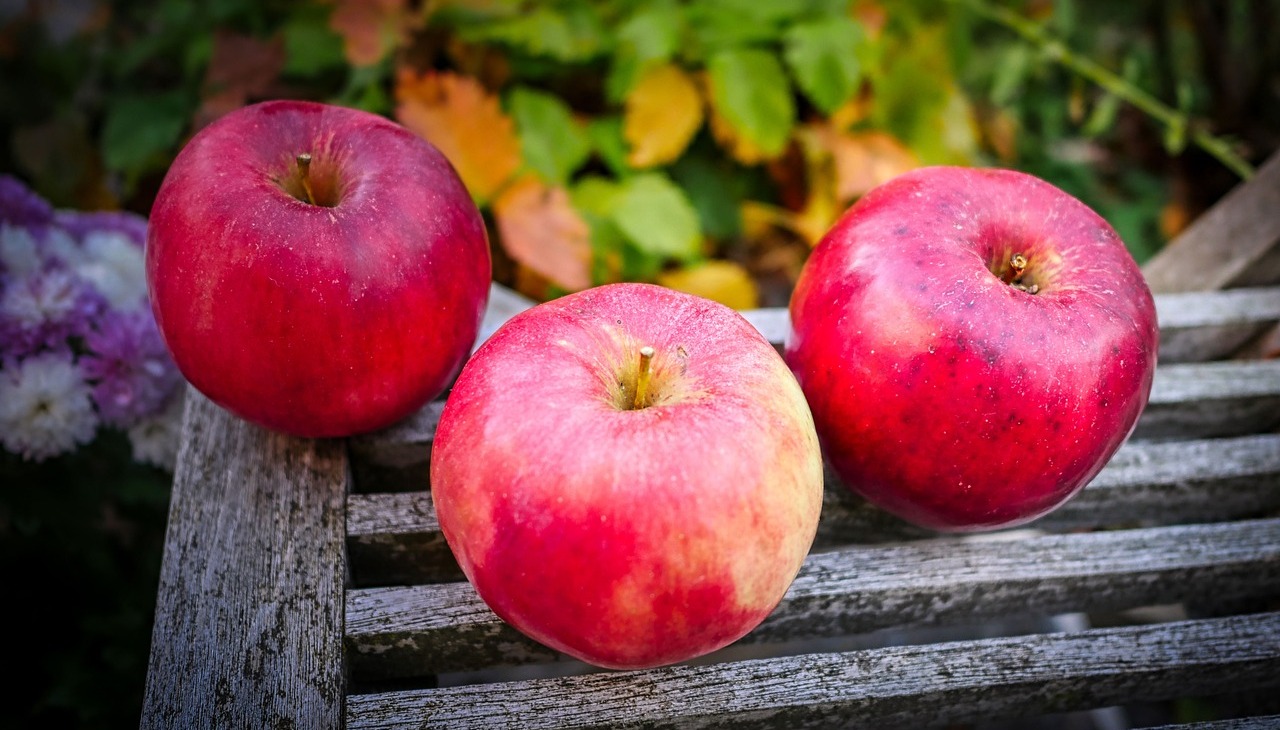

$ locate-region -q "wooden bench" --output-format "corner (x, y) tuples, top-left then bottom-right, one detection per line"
(142, 154), (1280, 729)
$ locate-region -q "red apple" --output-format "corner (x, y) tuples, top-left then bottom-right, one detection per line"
(431, 283), (823, 669)
(147, 100), (490, 437)
(786, 166), (1158, 531)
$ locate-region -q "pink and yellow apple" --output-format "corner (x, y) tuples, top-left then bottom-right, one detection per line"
(787, 166), (1158, 531)
(431, 283), (823, 669)
(146, 100), (490, 437)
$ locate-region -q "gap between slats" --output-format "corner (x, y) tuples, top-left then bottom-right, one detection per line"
(345, 518), (1280, 680)
(345, 611), (1280, 730)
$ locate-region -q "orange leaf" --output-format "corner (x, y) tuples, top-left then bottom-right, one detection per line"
(658, 261), (759, 310)
(329, 0), (413, 67)
(624, 64), (703, 168)
(395, 69), (521, 204)
(493, 176), (592, 292)
(809, 126), (919, 203)
(196, 31), (285, 129)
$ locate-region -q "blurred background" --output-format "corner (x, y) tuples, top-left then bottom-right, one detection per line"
(1, 0), (1277, 726)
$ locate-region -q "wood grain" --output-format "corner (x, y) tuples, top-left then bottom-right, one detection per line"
(346, 433), (1280, 585)
(345, 518), (1280, 679)
(141, 390), (348, 730)
(1142, 151), (1280, 294)
(346, 611), (1280, 729)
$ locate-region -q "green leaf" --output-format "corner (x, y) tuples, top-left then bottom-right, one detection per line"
(669, 155), (742, 240)
(282, 10), (345, 77)
(706, 49), (795, 158)
(461, 5), (604, 62)
(605, 1), (684, 101)
(508, 87), (590, 185)
(586, 117), (632, 179)
(686, 2), (781, 53)
(571, 175), (625, 217)
(100, 92), (190, 178)
(990, 43), (1032, 106)
(612, 173), (702, 261)
(784, 17), (863, 114)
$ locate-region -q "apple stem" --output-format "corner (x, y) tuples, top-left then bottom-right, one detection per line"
(633, 346), (655, 410)
(1009, 252), (1028, 281)
(296, 153), (317, 205)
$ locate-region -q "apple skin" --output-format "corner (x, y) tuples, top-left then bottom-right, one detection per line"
(431, 283), (823, 670)
(147, 100), (489, 437)
(786, 166), (1158, 531)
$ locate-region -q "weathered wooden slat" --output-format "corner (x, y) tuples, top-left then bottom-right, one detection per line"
(141, 389), (348, 729)
(350, 358), (1280, 494)
(346, 433), (1280, 584)
(1142, 151), (1280, 294)
(345, 611), (1280, 730)
(1143, 717), (1280, 730)
(345, 518), (1280, 680)
(816, 433), (1280, 544)
(1156, 286), (1280, 362)
(740, 287), (1280, 363)
(1136, 360), (1280, 439)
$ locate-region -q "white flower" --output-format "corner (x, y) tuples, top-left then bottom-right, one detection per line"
(76, 231), (147, 308)
(0, 223), (41, 276)
(0, 353), (99, 461)
(1, 269), (87, 327)
(40, 226), (85, 268)
(127, 387), (186, 471)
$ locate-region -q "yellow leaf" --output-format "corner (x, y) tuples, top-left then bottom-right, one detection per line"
(329, 0), (414, 68)
(395, 69), (522, 204)
(493, 176), (593, 292)
(624, 64), (704, 168)
(658, 261), (759, 310)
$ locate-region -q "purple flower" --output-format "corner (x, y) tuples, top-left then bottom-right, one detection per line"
(54, 209), (147, 248)
(0, 268), (105, 362)
(80, 308), (182, 428)
(0, 175), (54, 230)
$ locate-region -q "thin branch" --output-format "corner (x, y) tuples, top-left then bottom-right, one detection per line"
(957, 0), (1254, 180)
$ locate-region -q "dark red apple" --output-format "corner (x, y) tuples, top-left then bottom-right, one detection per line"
(431, 283), (823, 669)
(786, 166), (1158, 531)
(147, 100), (490, 437)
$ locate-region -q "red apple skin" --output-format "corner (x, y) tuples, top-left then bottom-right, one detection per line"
(786, 166), (1158, 531)
(147, 100), (489, 437)
(431, 283), (823, 670)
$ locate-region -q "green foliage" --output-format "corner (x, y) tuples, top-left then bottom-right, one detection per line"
(784, 17), (864, 114)
(509, 87), (591, 185)
(707, 49), (797, 158)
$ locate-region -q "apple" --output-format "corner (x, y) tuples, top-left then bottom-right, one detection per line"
(147, 100), (490, 437)
(786, 166), (1158, 531)
(431, 283), (823, 669)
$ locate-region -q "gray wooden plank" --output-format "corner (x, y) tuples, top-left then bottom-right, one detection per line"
(345, 611), (1280, 730)
(141, 388), (348, 730)
(1157, 287), (1280, 362)
(346, 433), (1280, 583)
(345, 518), (1280, 679)
(1142, 150), (1280, 294)
(1136, 360), (1280, 439)
(1142, 717), (1280, 730)
(741, 287), (1280, 363)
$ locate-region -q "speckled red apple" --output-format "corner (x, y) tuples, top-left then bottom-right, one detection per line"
(431, 283), (823, 669)
(787, 166), (1158, 531)
(147, 100), (490, 437)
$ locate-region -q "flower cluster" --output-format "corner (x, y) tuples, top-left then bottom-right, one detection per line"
(1, 176), (185, 468)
